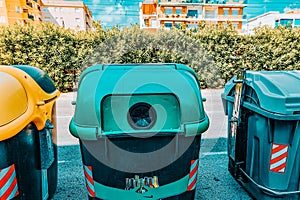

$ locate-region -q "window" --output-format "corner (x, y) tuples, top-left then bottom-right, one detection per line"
(205, 10), (216, 18)
(59, 8), (63, 12)
(294, 19), (300, 27)
(151, 19), (157, 27)
(223, 9), (229, 16)
(43, 8), (49, 12)
(232, 22), (238, 30)
(0, 16), (5, 23)
(44, 17), (50, 22)
(175, 8), (182, 15)
(164, 22), (172, 28)
(75, 18), (80, 23)
(280, 19), (293, 27)
(232, 9), (239, 16)
(275, 19), (279, 27)
(187, 24), (198, 29)
(187, 10), (198, 17)
(174, 23), (180, 29)
(164, 8), (172, 15)
(16, 6), (21, 13)
(75, 8), (80, 12)
(54, 7), (58, 12)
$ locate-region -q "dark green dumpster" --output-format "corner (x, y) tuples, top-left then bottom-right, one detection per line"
(222, 70), (300, 199)
(0, 65), (60, 200)
(69, 64), (209, 200)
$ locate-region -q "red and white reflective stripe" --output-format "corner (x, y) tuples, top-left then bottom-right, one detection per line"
(0, 164), (19, 200)
(83, 165), (95, 197)
(270, 143), (289, 173)
(187, 159), (199, 191)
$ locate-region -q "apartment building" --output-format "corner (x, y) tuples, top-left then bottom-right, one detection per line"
(245, 9), (300, 34)
(0, 0), (42, 25)
(140, 0), (246, 32)
(41, 0), (92, 31)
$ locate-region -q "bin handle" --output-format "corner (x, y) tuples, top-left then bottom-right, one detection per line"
(239, 168), (300, 196)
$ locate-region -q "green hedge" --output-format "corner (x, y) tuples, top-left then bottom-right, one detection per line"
(0, 22), (299, 91)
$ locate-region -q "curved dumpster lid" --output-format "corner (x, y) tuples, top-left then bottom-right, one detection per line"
(0, 65), (60, 141)
(0, 72), (28, 127)
(246, 70), (300, 115)
(73, 63), (207, 130)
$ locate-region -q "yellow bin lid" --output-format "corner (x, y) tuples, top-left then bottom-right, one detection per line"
(0, 72), (28, 127)
(0, 66), (60, 141)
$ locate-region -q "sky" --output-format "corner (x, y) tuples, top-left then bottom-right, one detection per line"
(81, 0), (300, 27)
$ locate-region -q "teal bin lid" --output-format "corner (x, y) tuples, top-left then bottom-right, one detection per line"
(70, 64), (209, 139)
(223, 70), (300, 116)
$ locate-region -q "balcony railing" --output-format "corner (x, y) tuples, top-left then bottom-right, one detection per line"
(159, 0), (203, 5)
(218, 15), (244, 20)
(159, 13), (204, 20)
(159, 0), (244, 4)
(204, 0), (244, 3)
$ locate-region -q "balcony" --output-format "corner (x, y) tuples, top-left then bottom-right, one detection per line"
(158, 13), (204, 22)
(159, 0), (203, 6)
(159, 0), (244, 5)
(203, 0), (245, 4)
(160, 0), (202, 3)
(218, 15), (245, 21)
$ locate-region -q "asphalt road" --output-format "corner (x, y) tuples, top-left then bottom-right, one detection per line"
(53, 89), (252, 200)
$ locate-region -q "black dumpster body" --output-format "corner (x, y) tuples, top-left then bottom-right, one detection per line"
(70, 64), (209, 200)
(0, 65), (60, 200)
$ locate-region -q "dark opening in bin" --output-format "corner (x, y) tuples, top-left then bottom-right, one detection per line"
(127, 102), (157, 130)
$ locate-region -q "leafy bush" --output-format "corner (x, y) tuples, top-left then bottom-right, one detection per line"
(0, 22), (299, 91)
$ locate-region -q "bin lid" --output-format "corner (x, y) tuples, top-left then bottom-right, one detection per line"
(224, 71), (300, 115)
(0, 72), (27, 127)
(0, 65), (60, 141)
(72, 64), (208, 136)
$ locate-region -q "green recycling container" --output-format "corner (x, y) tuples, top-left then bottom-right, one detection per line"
(222, 70), (300, 199)
(69, 64), (209, 200)
(0, 65), (60, 200)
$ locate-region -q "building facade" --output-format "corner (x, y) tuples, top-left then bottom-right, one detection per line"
(41, 0), (92, 31)
(139, 0), (246, 32)
(0, 0), (42, 26)
(245, 9), (300, 34)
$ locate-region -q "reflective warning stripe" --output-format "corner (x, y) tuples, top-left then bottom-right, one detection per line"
(83, 165), (95, 197)
(270, 143), (288, 173)
(187, 159), (199, 191)
(0, 164), (19, 200)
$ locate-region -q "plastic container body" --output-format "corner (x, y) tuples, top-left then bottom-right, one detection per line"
(0, 65), (60, 200)
(70, 64), (209, 200)
(222, 71), (300, 200)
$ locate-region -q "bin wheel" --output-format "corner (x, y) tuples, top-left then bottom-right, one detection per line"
(164, 190), (196, 200)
